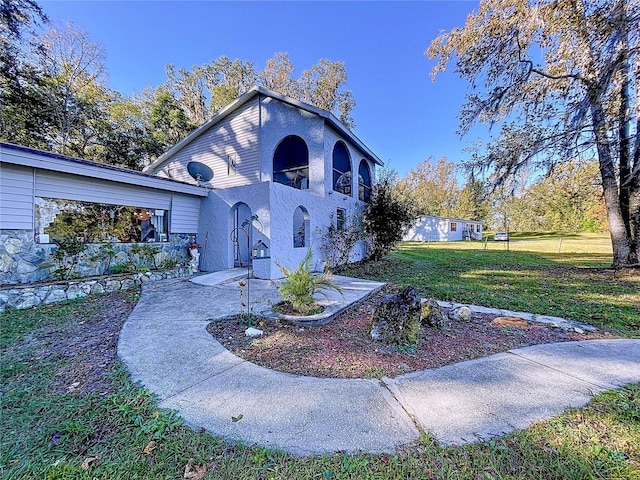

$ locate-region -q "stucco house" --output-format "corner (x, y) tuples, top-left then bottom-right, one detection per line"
(1, 86), (382, 285)
(403, 214), (483, 242)
(144, 86), (382, 279)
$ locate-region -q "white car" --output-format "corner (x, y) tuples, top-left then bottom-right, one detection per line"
(494, 231), (509, 241)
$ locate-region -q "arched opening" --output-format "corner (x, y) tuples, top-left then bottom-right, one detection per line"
(358, 160), (372, 203)
(230, 202), (252, 267)
(332, 141), (352, 195)
(273, 135), (309, 189)
(293, 206), (310, 248)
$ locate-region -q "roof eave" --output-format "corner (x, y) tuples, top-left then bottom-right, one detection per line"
(1, 142), (209, 197)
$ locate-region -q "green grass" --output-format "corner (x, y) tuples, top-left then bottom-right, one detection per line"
(340, 234), (639, 336)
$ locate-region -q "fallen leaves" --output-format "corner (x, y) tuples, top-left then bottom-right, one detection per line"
(184, 459), (208, 479)
(143, 440), (156, 454)
(81, 454), (101, 470)
(51, 432), (62, 445)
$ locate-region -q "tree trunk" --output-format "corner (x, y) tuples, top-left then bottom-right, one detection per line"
(629, 179), (640, 264)
(591, 101), (633, 267)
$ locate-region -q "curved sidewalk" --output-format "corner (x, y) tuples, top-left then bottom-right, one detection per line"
(118, 275), (640, 455)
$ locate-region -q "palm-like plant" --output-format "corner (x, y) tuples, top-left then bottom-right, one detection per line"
(277, 249), (343, 315)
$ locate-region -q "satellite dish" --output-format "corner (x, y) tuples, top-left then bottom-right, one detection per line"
(187, 161), (213, 183)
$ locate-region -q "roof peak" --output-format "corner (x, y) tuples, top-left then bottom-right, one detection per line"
(144, 86), (383, 173)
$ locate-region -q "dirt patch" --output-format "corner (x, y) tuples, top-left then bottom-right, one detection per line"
(27, 290), (140, 395)
(208, 284), (609, 379)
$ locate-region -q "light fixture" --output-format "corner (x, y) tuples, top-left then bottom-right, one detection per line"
(227, 154), (237, 174)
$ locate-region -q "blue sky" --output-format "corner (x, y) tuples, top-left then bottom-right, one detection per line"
(40, 0), (480, 178)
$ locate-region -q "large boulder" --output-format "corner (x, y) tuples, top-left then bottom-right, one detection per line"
(421, 298), (448, 329)
(370, 286), (422, 347)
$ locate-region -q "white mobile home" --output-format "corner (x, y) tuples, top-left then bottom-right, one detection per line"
(403, 215), (483, 242)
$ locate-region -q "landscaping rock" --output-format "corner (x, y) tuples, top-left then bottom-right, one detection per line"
(370, 286), (422, 346)
(449, 306), (472, 322)
(43, 287), (67, 305)
(66, 284), (88, 300)
(421, 298), (448, 329)
(105, 280), (122, 292)
(491, 316), (529, 328)
(245, 327), (264, 337)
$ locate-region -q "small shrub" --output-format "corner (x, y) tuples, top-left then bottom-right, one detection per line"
(111, 263), (134, 274)
(363, 179), (416, 261)
(159, 256), (179, 269)
(90, 243), (117, 273)
(277, 249), (343, 315)
(130, 243), (161, 269)
(51, 237), (87, 280)
(319, 212), (365, 267)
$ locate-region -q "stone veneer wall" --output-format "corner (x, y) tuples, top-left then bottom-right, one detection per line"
(0, 267), (191, 312)
(1, 230), (195, 286)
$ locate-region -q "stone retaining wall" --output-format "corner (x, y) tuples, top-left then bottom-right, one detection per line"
(1, 229), (194, 285)
(0, 267), (190, 313)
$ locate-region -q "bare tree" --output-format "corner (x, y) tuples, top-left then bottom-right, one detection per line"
(34, 21), (107, 155)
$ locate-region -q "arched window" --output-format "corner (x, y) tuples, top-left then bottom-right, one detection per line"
(273, 135), (309, 189)
(358, 160), (372, 202)
(332, 141), (352, 195)
(293, 206), (310, 248)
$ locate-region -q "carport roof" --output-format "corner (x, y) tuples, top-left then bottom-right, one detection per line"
(1, 142), (209, 197)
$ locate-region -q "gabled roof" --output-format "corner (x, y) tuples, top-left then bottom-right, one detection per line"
(1, 142), (209, 197)
(144, 86), (384, 173)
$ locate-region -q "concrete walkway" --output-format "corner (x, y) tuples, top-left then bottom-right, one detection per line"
(118, 273), (640, 455)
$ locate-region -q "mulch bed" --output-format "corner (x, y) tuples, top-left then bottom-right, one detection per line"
(207, 284), (609, 379)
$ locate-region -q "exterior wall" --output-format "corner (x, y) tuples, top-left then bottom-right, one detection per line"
(404, 216), (451, 242)
(1, 146), (206, 285)
(404, 216), (483, 242)
(268, 182), (366, 279)
(258, 95), (326, 196)
(197, 181), (367, 280)
(2, 162), (201, 235)
(1, 163), (34, 229)
(170, 193), (200, 233)
(150, 98), (261, 188)
(197, 183), (271, 274)
(35, 169), (172, 209)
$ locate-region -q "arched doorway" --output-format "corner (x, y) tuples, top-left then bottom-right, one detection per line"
(230, 202), (252, 267)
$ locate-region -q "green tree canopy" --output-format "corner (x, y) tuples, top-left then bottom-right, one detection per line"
(396, 156), (461, 217)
